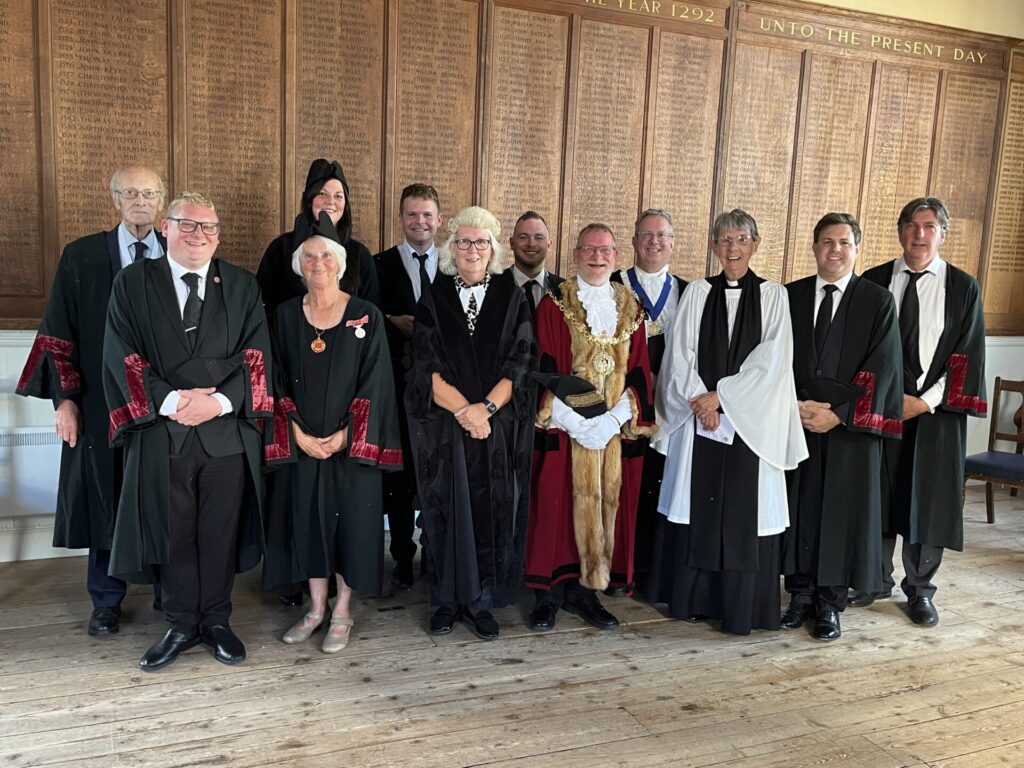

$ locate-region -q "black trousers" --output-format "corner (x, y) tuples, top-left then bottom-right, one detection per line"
(87, 548), (127, 610)
(784, 573), (849, 612)
(163, 437), (246, 632)
(882, 536), (944, 599)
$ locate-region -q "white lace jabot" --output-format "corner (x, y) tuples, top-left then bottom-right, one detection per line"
(576, 276), (618, 336)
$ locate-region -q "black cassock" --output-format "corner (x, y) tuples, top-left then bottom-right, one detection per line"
(102, 257), (273, 583)
(863, 260), (987, 551)
(406, 271), (537, 611)
(262, 296), (403, 593)
(783, 274), (903, 593)
(17, 229), (152, 549)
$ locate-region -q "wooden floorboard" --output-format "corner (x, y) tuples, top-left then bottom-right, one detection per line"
(1, 487), (1023, 767)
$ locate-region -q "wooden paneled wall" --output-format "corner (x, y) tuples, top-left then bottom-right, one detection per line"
(1, 0), (1021, 331)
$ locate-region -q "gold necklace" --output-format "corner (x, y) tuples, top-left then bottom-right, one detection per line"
(546, 289), (644, 374)
(306, 294), (341, 354)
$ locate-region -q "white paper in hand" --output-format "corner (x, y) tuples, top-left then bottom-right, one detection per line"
(695, 412), (735, 445)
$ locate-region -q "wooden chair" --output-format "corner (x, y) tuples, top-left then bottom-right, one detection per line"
(964, 377), (1024, 523)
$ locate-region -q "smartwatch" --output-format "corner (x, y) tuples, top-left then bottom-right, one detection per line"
(483, 399), (498, 416)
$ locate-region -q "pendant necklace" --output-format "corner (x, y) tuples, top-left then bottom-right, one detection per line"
(307, 295), (340, 354)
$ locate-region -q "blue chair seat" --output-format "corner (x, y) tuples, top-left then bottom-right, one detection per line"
(965, 451), (1024, 483)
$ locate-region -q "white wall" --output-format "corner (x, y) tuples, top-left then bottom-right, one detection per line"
(1, 328), (1021, 562)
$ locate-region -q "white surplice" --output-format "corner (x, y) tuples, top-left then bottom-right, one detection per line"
(653, 278), (808, 535)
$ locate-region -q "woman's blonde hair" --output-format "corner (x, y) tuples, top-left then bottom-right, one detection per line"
(437, 206), (508, 276)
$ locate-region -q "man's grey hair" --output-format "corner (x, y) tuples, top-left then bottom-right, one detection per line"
(634, 208), (674, 235)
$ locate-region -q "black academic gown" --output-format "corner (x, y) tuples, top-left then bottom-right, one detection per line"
(862, 261), (987, 551)
(783, 274), (903, 593)
(262, 296), (403, 593)
(257, 231), (380, 317)
(102, 256), (273, 582)
(17, 228), (164, 549)
(405, 271), (537, 610)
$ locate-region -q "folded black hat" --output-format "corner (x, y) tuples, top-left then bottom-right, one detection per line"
(304, 158), (348, 195)
(294, 211), (342, 246)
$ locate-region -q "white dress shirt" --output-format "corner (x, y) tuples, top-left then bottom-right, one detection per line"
(888, 256), (947, 412)
(512, 265), (550, 307)
(813, 270), (854, 324)
(399, 241), (438, 302)
(158, 258), (231, 417)
(117, 223), (163, 269)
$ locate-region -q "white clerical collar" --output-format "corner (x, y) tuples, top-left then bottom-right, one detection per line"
(167, 256), (211, 282)
(815, 271), (854, 295)
(513, 264), (546, 288)
(726, 279), (740, 287)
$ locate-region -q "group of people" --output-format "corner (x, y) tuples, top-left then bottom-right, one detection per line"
(17, 158), (987, 673)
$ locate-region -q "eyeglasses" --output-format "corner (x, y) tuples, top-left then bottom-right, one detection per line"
(167, 217), (221, 236)
(714, 235), (753, 246)
(637, 230), (674, 240)
(576, 245), (617, 257)
(314, 191), (346, 204)
(454, 238), (492, 251)
(117, 188), (161, 200)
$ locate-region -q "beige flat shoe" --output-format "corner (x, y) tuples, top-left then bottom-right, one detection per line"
(321, 616), (354, 654)
(282, 612), (325, 644)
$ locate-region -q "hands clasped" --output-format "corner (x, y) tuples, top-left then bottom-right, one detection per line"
(169, 387), (222, 427)
(690, 391), (720, 432)
(798, 400), (841, 433)
(293, 422), (349, 460)
(455, 403), (491, 440)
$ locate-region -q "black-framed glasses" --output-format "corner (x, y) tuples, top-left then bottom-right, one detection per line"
(167, 217), (221, 236)
(117, 188), (161, 200)
(454, 238), (492, 251)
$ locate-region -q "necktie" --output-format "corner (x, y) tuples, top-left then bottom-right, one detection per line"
(524, 279), (538, 315)
(900, 270), (925, 390)
(181, 272), (202, 348)
(814, 284), (838, 358)
(132, 241), (148, 262)
(412, 252), (430, 299)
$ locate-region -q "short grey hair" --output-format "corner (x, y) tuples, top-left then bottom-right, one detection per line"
(109, 166), (168, 204)
(438, 206), (509, 276)
(635, 208), (674, 235)
(291, 235), (347, 282)
(712, 209), (759, 241)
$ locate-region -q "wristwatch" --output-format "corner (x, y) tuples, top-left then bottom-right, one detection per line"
(483, 399), (498, 416)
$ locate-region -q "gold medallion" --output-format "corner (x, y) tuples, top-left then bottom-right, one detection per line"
(647, 321), (663, 336)
(310, 338), (326, 354)
(593, 351), (615, 375)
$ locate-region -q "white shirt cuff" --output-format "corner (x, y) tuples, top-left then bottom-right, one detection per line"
(919, 375), (946, 414)
(212, 393), (232, 416)
(159, 391), (181, 416)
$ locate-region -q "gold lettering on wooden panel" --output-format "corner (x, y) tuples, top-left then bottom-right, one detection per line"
(296, 2), (384, 251)
(787, 55), (872, 281)
(486, 6), (567, 271)
(51, 0), (168, 255)
(931, 74), (1001, 278)
(0, 0), (41, 296)
(567, 20), (649, 275)
(984, 80), (1024, 317)
(186, 0), (280, 272)
(859, 65), (938, 271)
(649, 32), (723, 282)
(720, 43), (802, 281)
(394, 0), (478, 245)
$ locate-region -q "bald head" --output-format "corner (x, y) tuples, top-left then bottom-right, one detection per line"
(109, 166), (167, 239)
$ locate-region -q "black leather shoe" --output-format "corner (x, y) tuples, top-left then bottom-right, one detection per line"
(565, 594), (619, 629)
(528, 602), (558, 631)
(429, 604), (460, 635)
(200, 624), (246, 665)
(463, 609), (500, 640)
(812, 609), (842, 641)
(391, 561), (414, 590)
(88, 607), (121, 637)
(848, 589), (892, 608)
(908, 596), (939, 627)
(780, 602), (814, 630)
(683, 613), (709, 623)
(139, 628), (200, 671)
